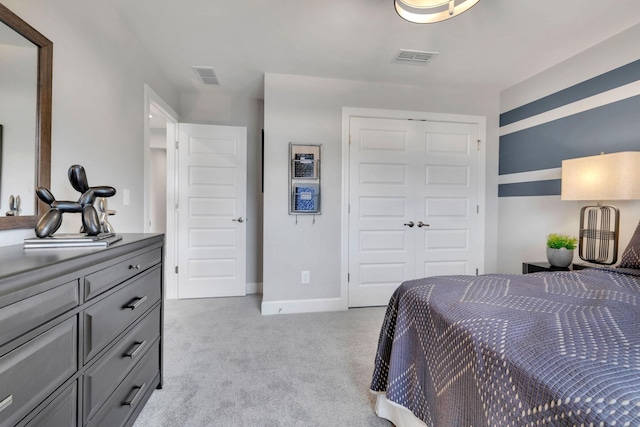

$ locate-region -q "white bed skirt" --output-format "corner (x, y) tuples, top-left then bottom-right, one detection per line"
(371, 391), (428, 427)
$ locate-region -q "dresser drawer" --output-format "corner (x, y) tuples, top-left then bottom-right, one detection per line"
(83, 266), (161, 362)
(86, 340), (160, 427)
(24, 382), (77, 427)
(0, 280), (79, 346)
(0, 318), (77, 427)
(83, 306), (160, 423)
(84, 248), (161, 300)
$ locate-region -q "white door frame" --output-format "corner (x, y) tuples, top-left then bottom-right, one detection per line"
(340, 107), (487, 309)
(144, 84), (180, 299)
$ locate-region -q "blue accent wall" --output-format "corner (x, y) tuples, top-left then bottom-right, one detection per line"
(500, 59), (640, 127)
(498, 180), (561, 198)
(498, 60), (640, 198)
(500, 95), (640, 175)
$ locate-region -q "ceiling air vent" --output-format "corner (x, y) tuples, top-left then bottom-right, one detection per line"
(392, 50), (438, 66)
(192, 66), (220, 85)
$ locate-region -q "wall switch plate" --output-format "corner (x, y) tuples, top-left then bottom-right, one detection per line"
(301, 271), (310, 284)
(123, 189), (130, 206)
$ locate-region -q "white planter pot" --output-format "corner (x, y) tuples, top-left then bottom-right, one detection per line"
(546, 247), (574, 268)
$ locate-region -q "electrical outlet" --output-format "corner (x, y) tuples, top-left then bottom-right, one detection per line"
(301, 271), (310, 284)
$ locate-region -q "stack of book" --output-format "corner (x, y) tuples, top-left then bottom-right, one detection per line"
(24, 233), (122, 249)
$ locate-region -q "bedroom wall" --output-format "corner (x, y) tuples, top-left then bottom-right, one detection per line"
(0, 0), (179, 246)
(263, 73), (500, 312)
(498, 23), (640, 273)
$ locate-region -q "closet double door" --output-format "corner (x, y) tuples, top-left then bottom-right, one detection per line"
(348, 117), (480, 307)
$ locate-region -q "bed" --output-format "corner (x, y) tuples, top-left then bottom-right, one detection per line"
(370, 224), (640, 427)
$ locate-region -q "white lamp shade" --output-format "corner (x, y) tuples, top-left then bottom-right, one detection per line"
(561, 151), (640, 201)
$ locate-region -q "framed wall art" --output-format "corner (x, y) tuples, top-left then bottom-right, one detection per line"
(289, 143), (321, 215)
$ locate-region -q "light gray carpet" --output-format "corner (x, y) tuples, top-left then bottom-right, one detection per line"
(133, 295), (393, 427)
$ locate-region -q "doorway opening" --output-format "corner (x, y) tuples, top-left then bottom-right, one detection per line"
(144, 85), (179, 299)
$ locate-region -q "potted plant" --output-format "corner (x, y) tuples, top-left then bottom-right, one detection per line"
(546, 233), (578, 268)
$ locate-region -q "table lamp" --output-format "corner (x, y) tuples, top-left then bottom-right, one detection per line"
(561, 151), (640, 265)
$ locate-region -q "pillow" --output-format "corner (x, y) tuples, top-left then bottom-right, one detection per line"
(619, 221), (640, 269)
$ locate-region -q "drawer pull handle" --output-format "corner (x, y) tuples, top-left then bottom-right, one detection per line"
(125, 340), (147, 359)
(123, 383), (146, 407)
(129, 264), (141, 270)
(0, 395), (12, 413)
(126, 295), (148, 310)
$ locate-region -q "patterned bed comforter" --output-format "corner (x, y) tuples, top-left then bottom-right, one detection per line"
(370, 268), (640, 427)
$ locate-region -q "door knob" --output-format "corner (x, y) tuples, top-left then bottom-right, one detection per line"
(417, 221), (430, 228)
(232, 217), (245, 223)
(404, 221), (414, 228)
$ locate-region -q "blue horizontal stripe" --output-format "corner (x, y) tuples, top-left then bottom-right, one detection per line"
(500, 59), (640, 127)
(499, 95), (640, 175)
(499, 180), (561, 197)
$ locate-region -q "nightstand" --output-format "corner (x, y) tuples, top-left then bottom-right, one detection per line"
(522, 262), (589, 274)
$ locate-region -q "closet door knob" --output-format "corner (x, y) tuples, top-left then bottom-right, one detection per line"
(417, 221), (430, 228)
(404, 221), (414, 228)
(232, 217), (245, 223)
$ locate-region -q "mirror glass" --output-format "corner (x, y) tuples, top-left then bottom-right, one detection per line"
(0, 3), (52, 231)
(0, 20), (38, 217)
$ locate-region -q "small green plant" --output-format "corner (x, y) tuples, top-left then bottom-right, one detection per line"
(547, 233), (577, 250)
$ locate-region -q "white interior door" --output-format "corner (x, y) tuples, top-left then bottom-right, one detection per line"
(414, 121), (479, 279)
(177, 123), (247, 299)
(348, 117), (418, 307)
(348, 117), (479, 307)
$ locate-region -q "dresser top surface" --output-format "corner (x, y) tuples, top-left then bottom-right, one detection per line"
(0, 233), (164, 282)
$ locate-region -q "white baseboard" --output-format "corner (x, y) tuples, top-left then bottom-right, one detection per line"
(246, 282), (263, 295)
(261, 297), (342, 315)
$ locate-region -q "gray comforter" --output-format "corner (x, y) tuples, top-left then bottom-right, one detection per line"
(371, 268), (640, 426)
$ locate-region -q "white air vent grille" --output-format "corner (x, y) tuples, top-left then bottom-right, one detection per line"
(192, 66), (220, 85)
(392, 50), (438, 66)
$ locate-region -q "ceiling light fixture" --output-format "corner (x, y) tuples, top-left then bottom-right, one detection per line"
(395, 0), (480, 24)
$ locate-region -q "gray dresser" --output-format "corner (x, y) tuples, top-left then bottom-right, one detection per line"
(0, 234), (164, 427)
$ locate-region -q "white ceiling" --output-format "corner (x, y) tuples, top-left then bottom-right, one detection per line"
(108, 0), (640, 100)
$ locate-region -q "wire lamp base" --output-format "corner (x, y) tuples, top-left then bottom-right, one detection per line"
(578, 205), (620, 265)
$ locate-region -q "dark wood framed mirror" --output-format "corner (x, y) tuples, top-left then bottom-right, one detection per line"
(0, 3), (51, 230)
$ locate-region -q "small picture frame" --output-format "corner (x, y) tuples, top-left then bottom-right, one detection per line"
(289, 143), (321, 215)
(290, 144), (319, 179)
(293, 153), (315, 178)
(293, 183), (319, 212)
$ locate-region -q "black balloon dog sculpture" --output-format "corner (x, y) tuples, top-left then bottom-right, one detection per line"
(35, 165), (116, 238)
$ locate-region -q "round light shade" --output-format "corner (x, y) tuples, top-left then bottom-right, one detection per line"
(395, 0), (480, 24)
